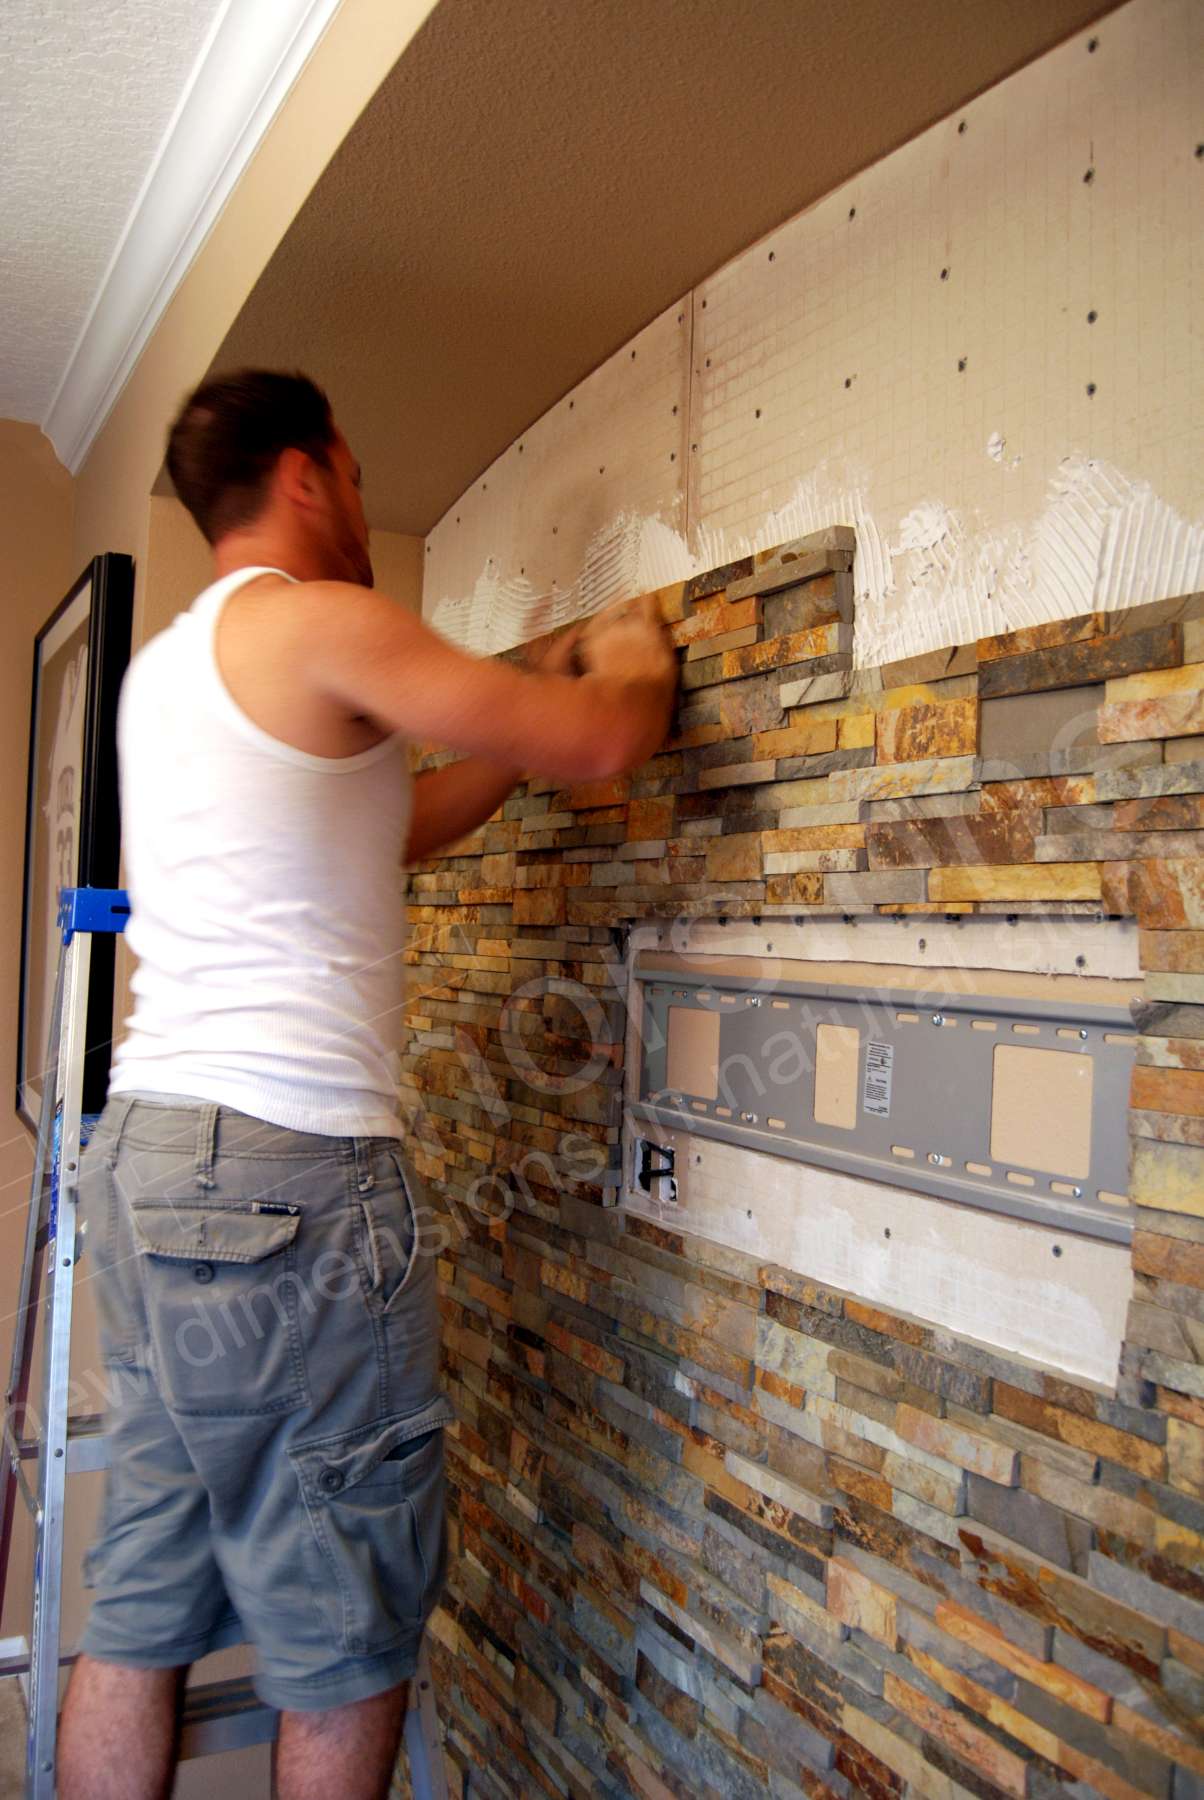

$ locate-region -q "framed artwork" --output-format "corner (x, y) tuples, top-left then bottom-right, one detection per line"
(17, 554), (134, 1129)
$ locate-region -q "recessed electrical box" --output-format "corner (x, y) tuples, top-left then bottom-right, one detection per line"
(635, 1138), (676, 1202)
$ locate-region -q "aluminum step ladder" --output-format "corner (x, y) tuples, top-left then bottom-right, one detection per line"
(0, 888), (449, 1798)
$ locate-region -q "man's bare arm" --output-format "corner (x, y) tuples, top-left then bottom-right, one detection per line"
(297, 584), (674, 781)
(406, 757), (520, 862)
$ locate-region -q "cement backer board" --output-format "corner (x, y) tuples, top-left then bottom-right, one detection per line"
(426, 0), (1204, 666)
(632, 913), (1141, 981)
(622, 1119), (1131, 1388)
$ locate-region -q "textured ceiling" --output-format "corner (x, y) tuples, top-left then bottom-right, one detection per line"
(212, 0), (1119, 537)
(0, 0), (225, 422)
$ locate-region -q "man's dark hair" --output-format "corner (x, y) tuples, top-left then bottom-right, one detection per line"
(165, 368), (337, 544)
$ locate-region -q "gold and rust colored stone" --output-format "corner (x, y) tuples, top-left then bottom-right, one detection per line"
(875, 696), (978, 764)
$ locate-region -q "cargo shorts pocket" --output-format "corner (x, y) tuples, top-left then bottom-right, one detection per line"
(130, 1200), (306, 1416)
(289, 1406), (450, 1656)
(358, 1153), (419, 1317)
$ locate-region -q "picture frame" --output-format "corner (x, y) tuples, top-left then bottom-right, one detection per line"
(17, 554), (134, 1130)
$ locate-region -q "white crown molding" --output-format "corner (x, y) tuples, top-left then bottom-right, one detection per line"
(42, 0), (345, 475)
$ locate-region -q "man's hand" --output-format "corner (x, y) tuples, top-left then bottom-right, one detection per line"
(576, 594), (677, 688)
(524, 624), (585, 676)
(574, 594), (678, 770)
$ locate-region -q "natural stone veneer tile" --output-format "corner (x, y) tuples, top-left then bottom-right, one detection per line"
(1138, 929), (1204, 973)
(867, 792), (982, 822)
(933, 1601), (1110, 1720)
(979, 624), (1182, 699)
(683, 556), (754, 606)
(1098, 692), (1204, 742)
(762, 824), (865, 851)
(1128, 860), (1204, 929)
(882, 1672), (1029, 1798)
(776, 801), (864, 828)
(1106, 660), (1204, 703)
(838, 714), (875, 753)
(638, 1579), (762, 1685)
(979, 686), (1102, 761)
(728, 533), (854, 601)
(684, 623), (757, 661)
(765, 873), (825, 905)
(880, 643), (979, 687)
(978, 612), (1106, 665)
(1116, 794), (1204, 831)
(1095, 759), (1204, 801)
(670, 596), (757, 649)
(894, 1404), (1019, 1484)
(724, 1449), (834, 1528)
(718, 671), (791, 735)
(765, 848), (865, 874)
(779, 669), (854, 709)
(753, 717), (839, 760)
(697, 760), (777, 790)
(824, 870), (927, 905)
(868, 816), (1035, 870)
(1036, 829), (1204, 862)
(763, 577), (850, 640)
(828, 756), (979, 804)
(928, 863), (1103, 903)
(826, 1558), (898, 1647)
(876, 697), (977, 765)
(1130, 1139), (1204, 1219)
(722, 621), (850, 679)
(1088, 1549), (1204, 1643)
(704, 834), (763, 883)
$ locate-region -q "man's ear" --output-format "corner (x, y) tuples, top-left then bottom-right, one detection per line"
(275, 446), (324, 514)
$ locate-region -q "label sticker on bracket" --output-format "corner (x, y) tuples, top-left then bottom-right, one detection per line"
(863, 1041), (894, 1118)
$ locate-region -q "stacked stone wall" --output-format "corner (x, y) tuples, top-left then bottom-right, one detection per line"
(401, 528), (1204, 1800)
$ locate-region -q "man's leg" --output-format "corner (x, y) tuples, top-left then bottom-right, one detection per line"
(58, 1654), (185, 1800)
(273, 1681), (409, 1800)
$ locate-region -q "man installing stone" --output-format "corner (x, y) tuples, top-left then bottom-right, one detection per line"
(59, 368), (676, 1800)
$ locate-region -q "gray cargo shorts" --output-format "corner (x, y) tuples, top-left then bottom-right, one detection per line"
(76, 1092), (456, 1712)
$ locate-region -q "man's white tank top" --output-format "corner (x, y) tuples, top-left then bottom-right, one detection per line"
(109, 565), (412, 1138)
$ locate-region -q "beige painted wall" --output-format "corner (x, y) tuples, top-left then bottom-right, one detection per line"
(70, 0), (437, 652)
(140, 493), (423, 644)
(0, 421), (73, 1645)
(0, 423), (74, 1367)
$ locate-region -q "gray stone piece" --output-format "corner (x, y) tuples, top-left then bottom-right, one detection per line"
(979, 686), (1103, 761)
(978, 743), (1161, 783)
(1096, 760), (1204, 801)
(964, 1475), (1093, 1574)
(779, 668), (855, 709)
(823, 869), (928, 904)
(1018, 1677), (1175, 1796)
(1087, 1550), (1204, 1643)
(1037, 830), (1204, 862)
(746, 1687), (837, 1775)
(776, 747), (875, 781)
(865, 793), (982, 822)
